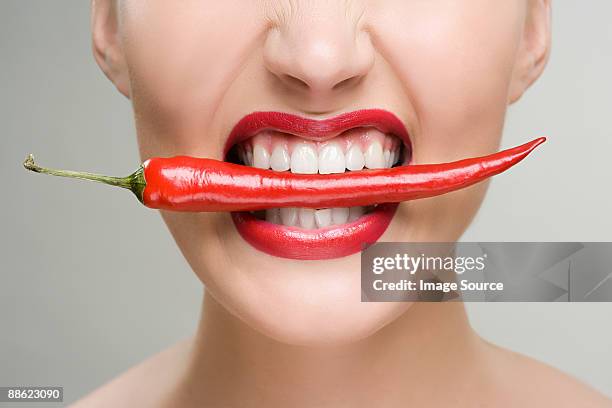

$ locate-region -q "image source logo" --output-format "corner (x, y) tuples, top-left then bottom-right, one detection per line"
(361, 243), (612, 302)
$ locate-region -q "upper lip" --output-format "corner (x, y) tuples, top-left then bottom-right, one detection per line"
(224, 109), (411, 157)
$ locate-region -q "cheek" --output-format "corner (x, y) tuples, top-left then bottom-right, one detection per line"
(120, 1), (266, 159)
(371, 0), (524, 160)
(369, 1), (524, 238)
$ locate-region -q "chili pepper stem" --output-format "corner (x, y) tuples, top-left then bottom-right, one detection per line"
(23, 154), (146, 202)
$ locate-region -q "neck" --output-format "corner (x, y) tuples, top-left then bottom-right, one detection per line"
(178, 290), (485, 407)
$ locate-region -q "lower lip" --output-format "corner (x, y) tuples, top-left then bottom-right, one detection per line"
(231, 203), (398, 260)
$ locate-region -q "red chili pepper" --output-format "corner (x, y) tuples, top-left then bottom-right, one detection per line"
(24, 137), (545, 212)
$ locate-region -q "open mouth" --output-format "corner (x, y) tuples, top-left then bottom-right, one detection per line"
(225, 109), (410, 260)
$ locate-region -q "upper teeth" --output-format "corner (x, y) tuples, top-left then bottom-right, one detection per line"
(346, 144), (365, 171)
(290, 143), (319, 174)
(239, 127), (401, 174)
(364, 141), (386, 169)
(318, 142), (345, 174)
(270, 145), (290, 171)
(253, 144), (270, 169)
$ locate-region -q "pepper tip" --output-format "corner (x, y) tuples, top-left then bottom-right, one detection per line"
(528, 136), (547, 152)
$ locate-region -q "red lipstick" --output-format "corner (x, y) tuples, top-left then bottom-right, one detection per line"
(224, 109), (411, 157)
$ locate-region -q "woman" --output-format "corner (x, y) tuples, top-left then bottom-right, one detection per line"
(75, 0), (610, 406)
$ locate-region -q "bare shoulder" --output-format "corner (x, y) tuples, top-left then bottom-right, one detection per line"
(483, 340), (612, 408)
(69, 338), (192, 408)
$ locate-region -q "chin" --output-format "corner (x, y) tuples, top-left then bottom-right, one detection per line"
(225, 274), (414, 347)
(190, 216), (419, 347)
(257, 304), (413, 347)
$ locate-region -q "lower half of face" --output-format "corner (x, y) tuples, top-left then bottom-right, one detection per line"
(120, 0), (526, 345)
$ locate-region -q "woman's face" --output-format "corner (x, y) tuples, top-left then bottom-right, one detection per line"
(102, 0), (543, 345)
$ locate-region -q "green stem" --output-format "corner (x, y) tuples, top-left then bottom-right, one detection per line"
(23, 154), (146, 203)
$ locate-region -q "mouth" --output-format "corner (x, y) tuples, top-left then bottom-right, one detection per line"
(225, 109), (410, 260)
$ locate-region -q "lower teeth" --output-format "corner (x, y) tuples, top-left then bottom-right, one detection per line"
(255, 206), (371, 229)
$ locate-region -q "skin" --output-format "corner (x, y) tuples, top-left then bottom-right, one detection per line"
(73, 0), (611, 406)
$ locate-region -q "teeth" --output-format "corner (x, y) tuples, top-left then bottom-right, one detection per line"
(331, 207), (349, 225)
(262, 206), (369, 229)
(270, 145), (290, 171)
(280, 207), (298, 226)
(245, 132), (401, 172)
(239, 132), (404, 229)
(241, 130), (401, 229)
(291, 143), (318, 174)
(315, 209), (332, 228)
(245, 148), (253, 166)
(345, 145), (365, 171)
(348, 206), (365, 222)
(364, 141), (386, 169)
(240, 145), (253, 166)
(298, 208), (316, 229)
(318, 143), (346, 174)
(265, 208), (281, 224)
(253, 144), (270, 169)
(384, 150), (391, 168)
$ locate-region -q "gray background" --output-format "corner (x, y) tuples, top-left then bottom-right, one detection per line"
(1, 1), (611, 404)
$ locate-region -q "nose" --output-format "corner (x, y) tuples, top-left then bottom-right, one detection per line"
(263, 5), (375, 104)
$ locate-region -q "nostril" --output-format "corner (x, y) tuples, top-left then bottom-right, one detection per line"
(332, 76), (362, 91)
(281, 74), (310, 91)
